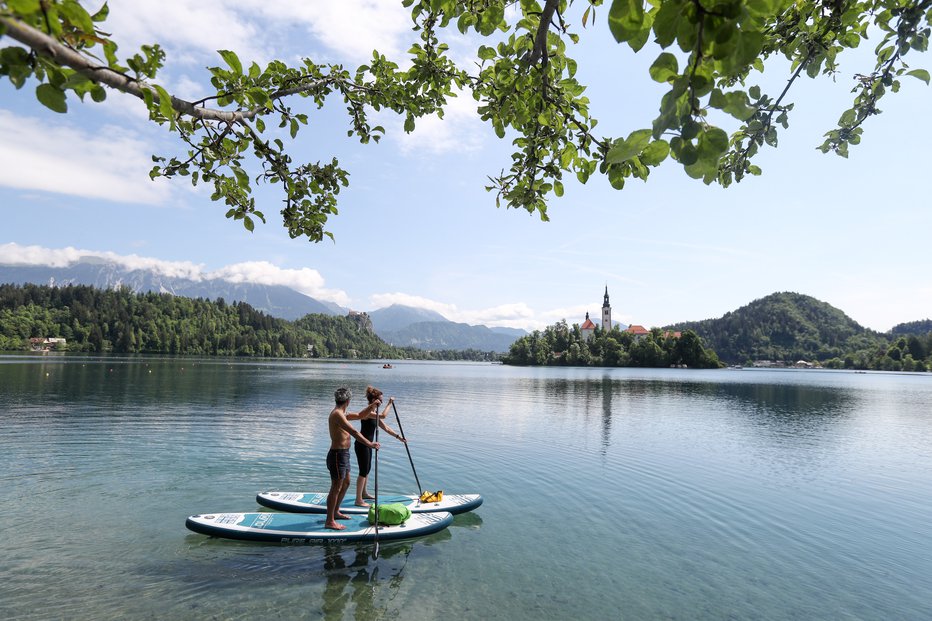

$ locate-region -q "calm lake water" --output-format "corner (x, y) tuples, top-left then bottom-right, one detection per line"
(1, 356), (930, 620)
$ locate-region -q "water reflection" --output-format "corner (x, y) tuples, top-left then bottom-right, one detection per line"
(322, 542), (412, 620)
(523, 374), (857, 451)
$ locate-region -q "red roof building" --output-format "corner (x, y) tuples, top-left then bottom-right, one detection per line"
(580, 312), (597, 341)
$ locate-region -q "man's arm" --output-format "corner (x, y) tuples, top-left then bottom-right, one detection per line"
(337, 413), (380, 449)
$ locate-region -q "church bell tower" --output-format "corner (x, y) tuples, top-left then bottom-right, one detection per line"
(601, 286), (611, 331)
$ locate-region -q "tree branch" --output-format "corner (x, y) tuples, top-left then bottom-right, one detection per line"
(0, 15), (330, 124)
(528, 0), (561, 67)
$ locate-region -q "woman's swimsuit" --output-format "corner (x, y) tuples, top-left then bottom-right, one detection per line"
(354, 418), (377, 477)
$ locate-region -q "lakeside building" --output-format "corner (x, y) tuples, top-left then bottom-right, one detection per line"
(29, 337), (66, 351)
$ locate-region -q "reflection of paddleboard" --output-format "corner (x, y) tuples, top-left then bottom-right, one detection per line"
(256, 491), (483, 515)
(185, 511), (452, 543)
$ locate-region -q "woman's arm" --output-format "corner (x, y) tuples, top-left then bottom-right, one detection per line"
(378, 419), (405, 442)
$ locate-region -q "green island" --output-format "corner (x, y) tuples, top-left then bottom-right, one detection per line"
(504, 292), (931, 372)
(503, 322), (721, 368)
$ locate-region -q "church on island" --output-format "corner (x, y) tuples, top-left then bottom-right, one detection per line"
(580, 287), (674, 341)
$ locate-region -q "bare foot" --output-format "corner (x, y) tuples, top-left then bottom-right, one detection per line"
(336, 512), (352, 520)
(354, 500), (370, 508)
(325, 521), (346, 530)
(362, 494), (375, 500)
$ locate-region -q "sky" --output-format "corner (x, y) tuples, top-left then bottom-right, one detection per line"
(1, 0), (930, 333)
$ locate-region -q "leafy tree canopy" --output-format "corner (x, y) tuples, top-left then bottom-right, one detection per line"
(2, 0), (929, 241)
(0, 282), (499, 360)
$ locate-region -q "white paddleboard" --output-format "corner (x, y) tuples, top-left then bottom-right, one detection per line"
(256, 491), (483, 515)
(185, 510), (452, 543)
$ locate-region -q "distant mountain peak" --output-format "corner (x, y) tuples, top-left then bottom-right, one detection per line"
(0, 258), (345, 321)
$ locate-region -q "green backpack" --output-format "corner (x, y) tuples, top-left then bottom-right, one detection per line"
(367, 502), (412, 526)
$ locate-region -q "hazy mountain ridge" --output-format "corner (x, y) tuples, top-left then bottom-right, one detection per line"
(367, 304), (526, 352)
(0, 260), (344, 320)
(368, 304), (448, 332)
(379, 320), (521, 353)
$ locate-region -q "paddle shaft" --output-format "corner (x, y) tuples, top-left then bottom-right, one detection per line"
(373, 405), (380, 558)
(391, 401), (422, 496)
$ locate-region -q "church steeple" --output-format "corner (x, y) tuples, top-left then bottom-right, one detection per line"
(601, 286), (612, 331)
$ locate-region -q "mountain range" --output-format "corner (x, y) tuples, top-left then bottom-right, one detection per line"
(0, 258), (527, 352)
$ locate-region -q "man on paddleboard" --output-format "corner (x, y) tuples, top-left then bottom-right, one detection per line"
(326, 387), (381, 530)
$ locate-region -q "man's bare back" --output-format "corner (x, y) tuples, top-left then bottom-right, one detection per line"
(328, 400), (379, 449)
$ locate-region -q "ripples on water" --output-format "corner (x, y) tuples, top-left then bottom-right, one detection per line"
(1, 358), (930, 620)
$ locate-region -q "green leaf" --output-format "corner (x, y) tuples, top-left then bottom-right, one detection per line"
(91, 2), (110, 21)
(652, 0), (684, 48)
(59, 0), (96, 34)
(640, 140), (671, 166)
(607, 166), (627, 189)
(7, 0), (41, 14)
(649, 53), (679, 83)
(152, 84), (176, 127)
(734, 31), (764, 68)
(35, 84), (67, 113)
(906, 69), (931, 85)
(608, 0), (646, 45)
(243, 215), (255, 232)
(477, 46), (496, 61)
(606, 129), (652, 163)
(218, 50), (243, 75)
(698, 127), (729, 158)
(232, 166), (249, 188)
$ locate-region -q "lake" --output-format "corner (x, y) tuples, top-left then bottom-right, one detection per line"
(1, 356), (930, 620)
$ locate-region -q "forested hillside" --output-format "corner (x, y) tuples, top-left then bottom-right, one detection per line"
(670, 292), (931, 371)
(0, 284), (400, 358)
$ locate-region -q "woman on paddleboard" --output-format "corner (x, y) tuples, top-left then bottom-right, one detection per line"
(354, 386), (405, 507)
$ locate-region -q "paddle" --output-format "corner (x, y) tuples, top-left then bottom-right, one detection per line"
(390, 400), (422, 498)
(373, 403), (380, 559)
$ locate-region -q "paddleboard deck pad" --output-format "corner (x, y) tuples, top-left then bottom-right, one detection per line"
(186, 511), (452, 543)
(256, 491), (483, 515)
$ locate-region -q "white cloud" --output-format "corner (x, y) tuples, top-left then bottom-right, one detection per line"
(395, 89), (487, 155)
(0, 243), (350, 306)
(0, 111), (172, 204)
(105, 0), (268, 66)
(0, 243), (204, 277)
(105, 0), (412, 67)
(210, 261), (350, 306)
(264, 0), (412, 61)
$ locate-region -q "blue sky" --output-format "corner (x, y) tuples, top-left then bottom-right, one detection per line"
(1, 0), (930, 332)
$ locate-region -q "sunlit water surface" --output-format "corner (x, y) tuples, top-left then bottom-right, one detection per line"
(1, 356), (930, 620)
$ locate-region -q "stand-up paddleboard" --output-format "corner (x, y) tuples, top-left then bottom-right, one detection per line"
(256, 491), (483, 515)
(186, 511), (452, 543)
